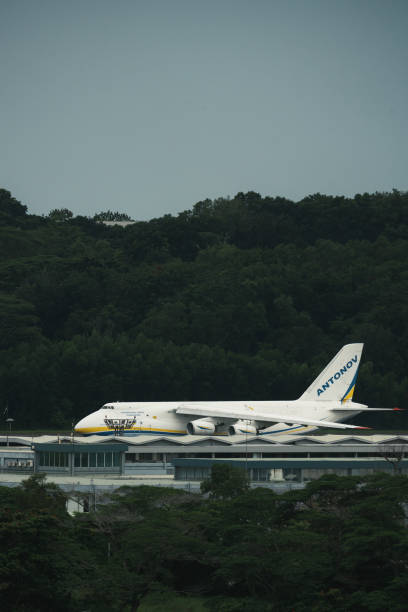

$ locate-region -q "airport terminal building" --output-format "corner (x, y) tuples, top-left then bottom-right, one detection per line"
(1, 432), (408, 488)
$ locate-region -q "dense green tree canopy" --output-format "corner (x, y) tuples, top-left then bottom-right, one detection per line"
(200, 463), (249, 498)
(3, 473), (408, 610)
(93, 210), (133, 222)
(0, 188), (407, 429)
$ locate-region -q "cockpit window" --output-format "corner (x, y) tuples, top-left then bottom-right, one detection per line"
(102, 404), (115, 410)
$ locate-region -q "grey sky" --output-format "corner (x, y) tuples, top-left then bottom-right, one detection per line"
(1, 0), (407, 220)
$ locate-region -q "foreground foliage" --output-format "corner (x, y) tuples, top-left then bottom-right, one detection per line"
(2, 471), (408, 610)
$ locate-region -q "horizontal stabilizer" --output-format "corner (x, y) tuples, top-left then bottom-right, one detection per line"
(331, 407), (402, 412)
(176, 405), (370, 431)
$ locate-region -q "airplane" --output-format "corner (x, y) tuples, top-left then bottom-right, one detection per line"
(74, 343), (401, 437)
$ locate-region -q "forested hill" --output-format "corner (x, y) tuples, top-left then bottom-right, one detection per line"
(1, 188), (408, 429)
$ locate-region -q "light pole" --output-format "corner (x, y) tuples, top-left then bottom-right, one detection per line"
(71, 422), (75, 476)
(6, 418), (14, 447)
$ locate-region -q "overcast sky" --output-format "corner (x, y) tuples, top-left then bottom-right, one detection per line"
(1, 0), (407, 220)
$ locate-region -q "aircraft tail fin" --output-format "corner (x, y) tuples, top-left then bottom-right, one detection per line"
(299, 343), (364, 403)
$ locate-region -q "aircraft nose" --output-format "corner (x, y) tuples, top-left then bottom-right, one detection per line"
(74, 416), (88, 434)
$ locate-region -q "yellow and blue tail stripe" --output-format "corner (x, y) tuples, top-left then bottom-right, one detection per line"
(341, 366), (360, 403)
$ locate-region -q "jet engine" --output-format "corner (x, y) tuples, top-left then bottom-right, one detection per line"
(186, 419), (216, 435)
(228, 421), (257, 436)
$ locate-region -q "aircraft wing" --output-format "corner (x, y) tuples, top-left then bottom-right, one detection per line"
(176, 405), (370, 430)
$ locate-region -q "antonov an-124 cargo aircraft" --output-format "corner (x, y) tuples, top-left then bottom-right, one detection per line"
(74, 343), (400, 436)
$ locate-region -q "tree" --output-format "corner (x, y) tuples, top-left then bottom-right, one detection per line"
(378, 444), (406, 474)
(48, 208), (73, 221)
(0, 474), (91, 611)
(93, 210), (132, 222)
(200, 463), (249, 499)
(0, 188), (27, 218)
(0, 294), (42, 349)
(18, 473), (68, 515)
(76, 485), (210, 610)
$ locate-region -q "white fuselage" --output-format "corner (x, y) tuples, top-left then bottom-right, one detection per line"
(74, 399), (366, 436)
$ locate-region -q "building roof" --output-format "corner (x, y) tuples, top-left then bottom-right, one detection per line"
(0, 433), (408, 454)
(3, 432), (408, 450)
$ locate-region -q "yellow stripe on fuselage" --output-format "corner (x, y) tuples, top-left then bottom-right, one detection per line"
(75, 426), (187, 435)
